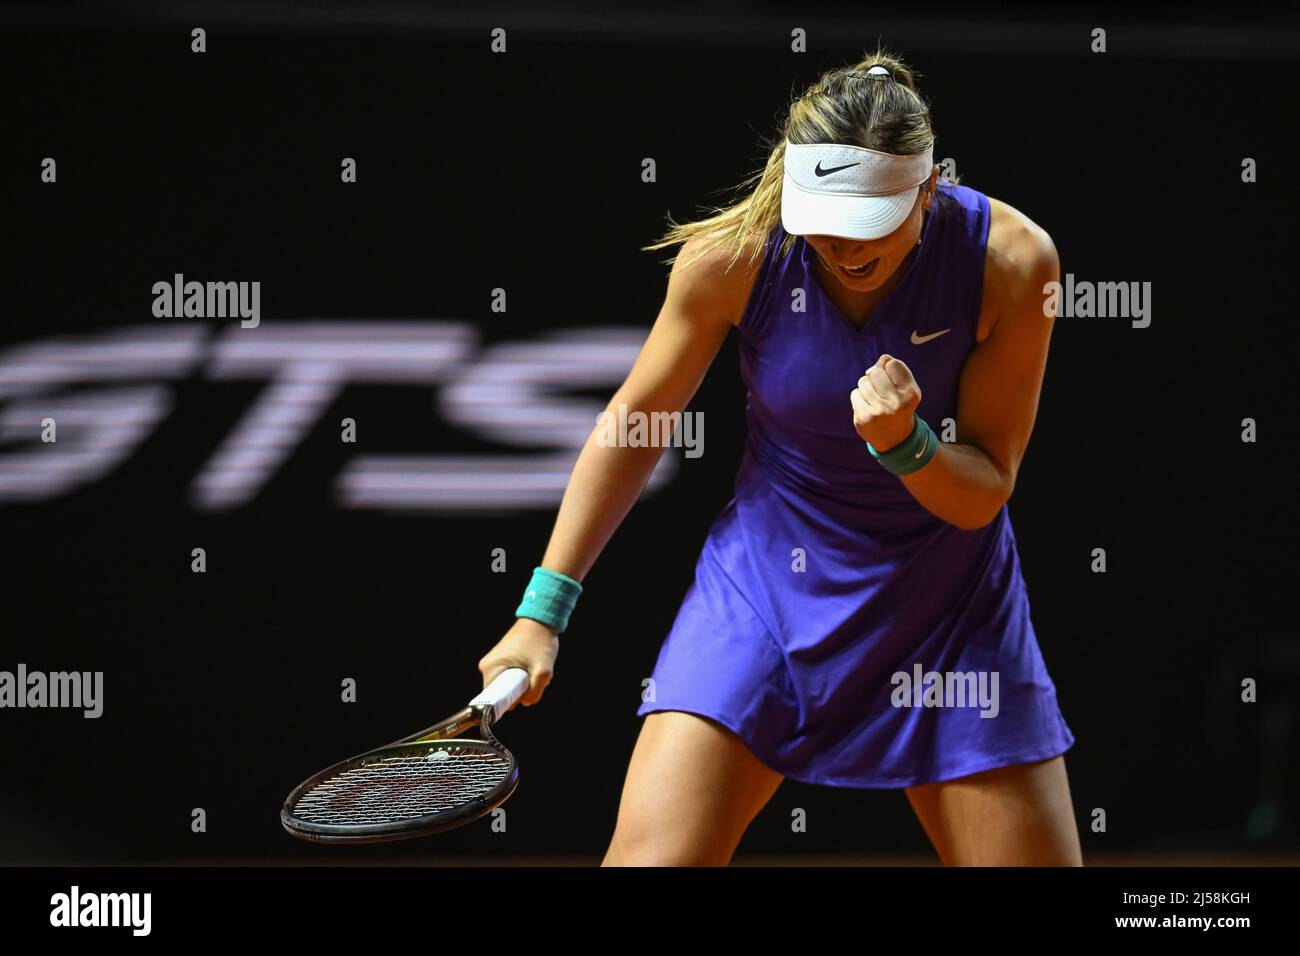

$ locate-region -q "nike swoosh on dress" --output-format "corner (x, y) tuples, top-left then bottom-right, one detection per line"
(910, 328), (951, 345)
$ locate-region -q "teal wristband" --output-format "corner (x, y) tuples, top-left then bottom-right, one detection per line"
(866, 415), (939, 476)
(515, 566), (583, 634)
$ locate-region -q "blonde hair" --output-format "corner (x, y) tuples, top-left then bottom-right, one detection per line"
(643, 45), (955, 273)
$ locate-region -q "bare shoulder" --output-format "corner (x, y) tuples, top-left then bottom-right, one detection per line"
(667, 228), (770, 329)
(979, 196), (1060, 340)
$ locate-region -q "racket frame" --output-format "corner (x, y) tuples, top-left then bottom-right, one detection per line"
(280, 669), (528, 845)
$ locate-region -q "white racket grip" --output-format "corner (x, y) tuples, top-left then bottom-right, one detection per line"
(469, 667), (530, 722)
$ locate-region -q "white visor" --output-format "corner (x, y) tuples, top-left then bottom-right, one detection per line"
(781, 140), (934, 240)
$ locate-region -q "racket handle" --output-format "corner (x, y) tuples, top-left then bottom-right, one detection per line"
(470, 667), (530, 722)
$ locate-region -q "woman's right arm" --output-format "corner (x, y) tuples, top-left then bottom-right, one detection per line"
(480, 233), (761, 703)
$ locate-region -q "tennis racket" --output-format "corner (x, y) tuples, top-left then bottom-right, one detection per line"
(280, 667), (530, 844)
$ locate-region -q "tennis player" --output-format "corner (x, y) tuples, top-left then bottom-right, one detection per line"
(481, 49), (1083, 866)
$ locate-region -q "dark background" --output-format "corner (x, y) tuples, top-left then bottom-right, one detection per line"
(3, 1), (1298, 863)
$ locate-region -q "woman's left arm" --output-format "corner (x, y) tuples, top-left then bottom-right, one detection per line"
(896, 216), (1060, 529)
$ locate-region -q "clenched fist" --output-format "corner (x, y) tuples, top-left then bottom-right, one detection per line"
(850, 354), (922, 451)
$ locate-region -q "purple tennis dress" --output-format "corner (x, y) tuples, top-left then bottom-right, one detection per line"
(635, 182), (1075, 788)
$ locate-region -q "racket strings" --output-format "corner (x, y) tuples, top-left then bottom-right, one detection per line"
(290, 744), (513, 826)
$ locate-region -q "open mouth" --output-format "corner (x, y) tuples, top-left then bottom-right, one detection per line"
(842, 258), (878, 278)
